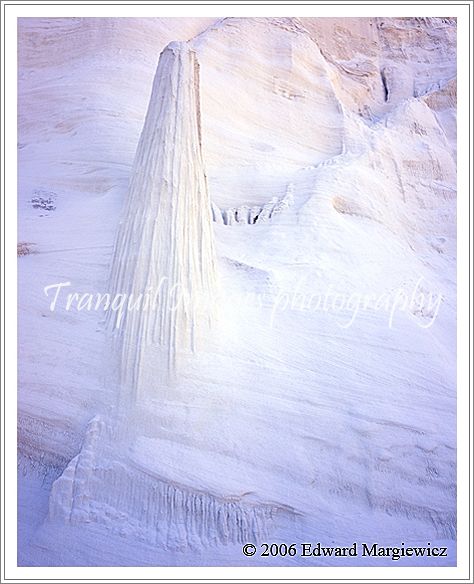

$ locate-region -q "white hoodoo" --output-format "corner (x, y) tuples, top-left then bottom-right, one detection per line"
(107, 41), (217, 395)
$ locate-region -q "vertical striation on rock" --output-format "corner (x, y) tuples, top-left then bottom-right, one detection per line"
(48, 416), (286, 550)
(107, 41), (217, 396)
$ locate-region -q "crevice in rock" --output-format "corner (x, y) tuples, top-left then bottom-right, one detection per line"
(212, 184), (294, 226)
(380, 68), (389, 102)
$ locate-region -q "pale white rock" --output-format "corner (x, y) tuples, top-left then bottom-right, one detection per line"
(193, 17), (345, 210)
(17, 18), (219, 206)
(18, 17), (457, 567)
(211, 201), (224, 224)
(214, 187), (295, 226)
(48, 416), (288, 549)
(106, 41), (217, 395)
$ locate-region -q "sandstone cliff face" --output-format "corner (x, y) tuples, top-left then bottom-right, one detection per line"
(18, 18), (217, 197)
(18, 17), (457, 566)
(301, 17), (456, 115)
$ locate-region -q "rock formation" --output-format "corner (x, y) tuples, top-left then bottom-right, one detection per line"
(107, 41), (217, 396)
(17, 17), (457, 567)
